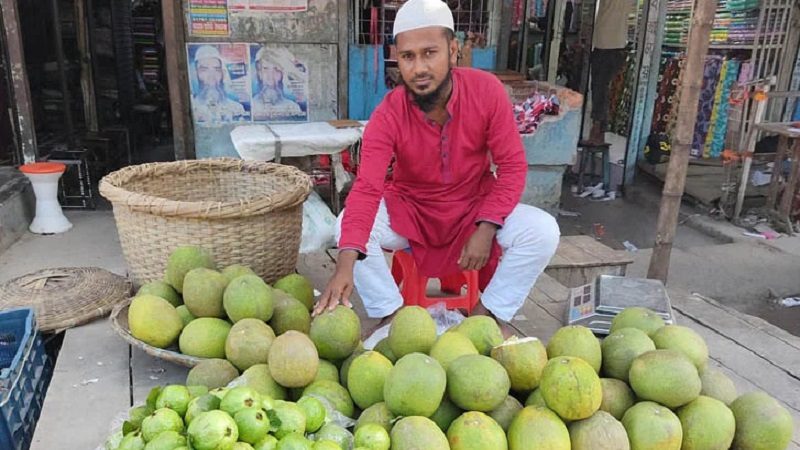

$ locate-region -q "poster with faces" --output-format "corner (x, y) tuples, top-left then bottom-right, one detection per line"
(187, 43), (309, 126)
(187, 43), (252, 125)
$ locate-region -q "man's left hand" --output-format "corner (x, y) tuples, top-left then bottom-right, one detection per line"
(459, 222), (497, 271)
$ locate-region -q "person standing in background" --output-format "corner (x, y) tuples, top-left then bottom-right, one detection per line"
(587, 0), (633, 144)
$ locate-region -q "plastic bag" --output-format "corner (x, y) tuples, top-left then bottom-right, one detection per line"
(95, 410), (130, 450)
(363, 302), (467, 350)
(300, 191), (337, 254)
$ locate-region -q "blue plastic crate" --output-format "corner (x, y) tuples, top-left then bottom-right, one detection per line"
(0, 308), (53, 450)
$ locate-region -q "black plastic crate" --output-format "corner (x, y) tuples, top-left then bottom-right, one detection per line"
(0, 308), (53, 450)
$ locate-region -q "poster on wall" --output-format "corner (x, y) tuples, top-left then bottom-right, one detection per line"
(187, 43), (252, 125)
(250, 44), (309, 123)
(189, 0), (230, 36)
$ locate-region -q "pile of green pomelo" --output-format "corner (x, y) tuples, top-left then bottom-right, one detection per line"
(114, 246), (794, 450)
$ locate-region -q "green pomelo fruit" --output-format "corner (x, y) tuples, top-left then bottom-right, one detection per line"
(678, 395), (735, 450)
(347, 351), (393, 410)
(268, 330), (319, 388)
(311, 440), (341, 450)
(488, 395), (524, 432)
(390, 416), (449, 450)
(354, 423), (391, 450)
(429, 331), (478, 371)
(187, 385), (208, 398)
(269, 292), (311, 335)
(599, 378), (635, 420)
(601, 327), (656, 382)
(628, 349), (701, 408)
(388, 306), (437, 358)
(183, 268), (228, 318)
(310, 305), (361, 361)
(373, 338), (396, 363)
(540, 356), (602, 421)
(384, 352), (446, 417)
(302, 380), (354, 418)
(186, 358), (239, 389)
(185, 394), (221, 425)
(156, 385), (192, 417)
(274, 274), (315, 311)
(568, 410), (629, 450)
(224, 275), (274, 323)
(297, 395), (326, 432)
(454, 315), (503, 356)
(610, 307), (665, 336)
(225, 319), (276, 371)
(447, 411), (508, 450)
(699, 367), (738, 405)
(277, 433), (313, 450)
(622, 401), (682, 450)
(272, 400), (307, 439)
(129, 295), (183, 349)
(254, 435), (279, 450)
(507, 406), (570, 450)
(446, 354), (510, 412)
(176, 305), (196, 327)
(651, 324), (709, 371)
(220, 386), (261, 416)
(545, 325), (602, 373)
(339, 343), (366, 388)
(137, 281), (182, 307)
(491, 336), (548, 392)
(118, 431), (146, 450)
(179, 318), (231, 358)
(165, 246), (216, 293)
(235, 407), (271, 445)
(730, 391), (794, 450)
(429, 397), (463, 431)
(141, 408), (184, 442)
(355, 402), (395, 434)
(222, 264), (257, 284)
(242, 364), (288, 400)
(209, 387), (229, 401)
(144, 430), (186, 449)
(315, 423), (354, 450)
(187, 410), (238, 450)
(233, 443), (256, 450)
(316, 359), (340, 384)
(525, 388), (546, 407)
(128, 405), (152, 430)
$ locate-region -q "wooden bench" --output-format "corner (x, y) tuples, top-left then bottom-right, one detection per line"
(545, 235), (634, 288)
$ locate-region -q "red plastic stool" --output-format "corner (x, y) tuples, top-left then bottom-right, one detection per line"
(390, 250), (480, 314)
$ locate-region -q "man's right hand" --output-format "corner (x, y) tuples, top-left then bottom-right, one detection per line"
(313, 250), (358, 316)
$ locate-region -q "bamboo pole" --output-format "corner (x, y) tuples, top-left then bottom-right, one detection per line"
(647, 0), (718, 282)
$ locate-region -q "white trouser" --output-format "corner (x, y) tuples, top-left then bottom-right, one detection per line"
(335, 200), (561, 322)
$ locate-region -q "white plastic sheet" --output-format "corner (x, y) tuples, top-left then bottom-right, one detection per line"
(231, 122), (366, 161)
(300, 191), (337, 254)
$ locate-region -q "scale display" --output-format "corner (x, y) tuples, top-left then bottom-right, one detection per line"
(566, 275), (675, 334)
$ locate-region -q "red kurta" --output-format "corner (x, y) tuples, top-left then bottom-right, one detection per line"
(339, 67), (527, 278)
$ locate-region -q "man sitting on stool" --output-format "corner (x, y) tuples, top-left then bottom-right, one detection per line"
(313, 0), (560, 338)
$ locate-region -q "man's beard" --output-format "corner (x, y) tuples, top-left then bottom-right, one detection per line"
(402, 68), (452, 113)
(197, 84), (226, 104)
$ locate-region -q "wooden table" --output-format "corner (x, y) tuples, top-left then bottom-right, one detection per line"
(544, 235), (634, 288)
(755, 122), (800, 233)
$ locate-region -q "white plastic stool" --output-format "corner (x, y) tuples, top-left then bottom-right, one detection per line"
(19, 162), (73, 234)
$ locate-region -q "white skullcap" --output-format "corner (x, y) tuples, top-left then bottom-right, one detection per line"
(194, 45), (224, 63)
(393, 0), (454, 38)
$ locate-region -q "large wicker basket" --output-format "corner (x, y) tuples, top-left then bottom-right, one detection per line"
(99, 158), (312, 287)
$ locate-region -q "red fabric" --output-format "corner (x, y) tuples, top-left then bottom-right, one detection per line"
(339, 68), (527, 278)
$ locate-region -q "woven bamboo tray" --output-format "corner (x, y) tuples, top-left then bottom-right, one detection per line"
(99, 158), (312, 288)
(0, 268), (132, 332)
(110, 298), (203, 367)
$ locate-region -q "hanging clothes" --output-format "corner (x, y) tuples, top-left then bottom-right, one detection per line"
(691, 56), (723, 157)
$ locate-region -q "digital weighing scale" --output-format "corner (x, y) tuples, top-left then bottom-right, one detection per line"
(566, 275), (675, 335)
